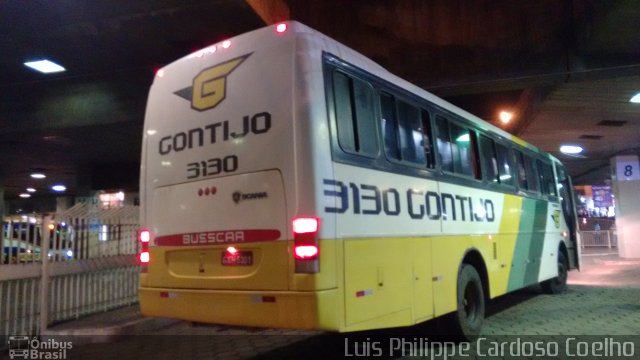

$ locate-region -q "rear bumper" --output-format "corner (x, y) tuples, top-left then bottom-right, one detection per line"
(139, 286), (340, 331)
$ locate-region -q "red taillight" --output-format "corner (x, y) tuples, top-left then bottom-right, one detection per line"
(293, 218), (318, 234)
(293, 217), (319, 273)
(275, 23), (288, 34)
(138, 229), (151, 267)
(139, 229), (151, 243)
(139, 251), (150, 264)
(294, 245), (318, 259)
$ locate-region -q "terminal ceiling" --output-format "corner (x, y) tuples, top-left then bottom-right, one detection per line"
(1, 0), (639, 202)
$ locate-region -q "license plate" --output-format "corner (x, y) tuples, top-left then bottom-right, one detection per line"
(221, 251), (253, 266)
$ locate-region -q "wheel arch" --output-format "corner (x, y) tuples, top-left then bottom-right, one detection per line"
(461, 248), (490, 300)
(558, 240), (569, 267)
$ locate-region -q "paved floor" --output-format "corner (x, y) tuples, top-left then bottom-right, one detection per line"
(6, 251), (639, 359)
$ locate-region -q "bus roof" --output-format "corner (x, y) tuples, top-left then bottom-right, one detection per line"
(157, 20), (553, 161)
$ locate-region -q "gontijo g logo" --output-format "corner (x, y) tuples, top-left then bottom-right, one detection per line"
(173, 53), (252, 111)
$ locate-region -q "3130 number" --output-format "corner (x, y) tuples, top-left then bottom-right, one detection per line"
(187, 155), (238, 179)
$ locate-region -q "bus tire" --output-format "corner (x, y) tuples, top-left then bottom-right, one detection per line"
(541, 251), (568, 294)
(452, 264), (485, 340)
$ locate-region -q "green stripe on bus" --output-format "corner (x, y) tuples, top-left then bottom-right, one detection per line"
(507, 199), (548, 291)
(523, 200), (549, 285)
(507, 200), (534, 291)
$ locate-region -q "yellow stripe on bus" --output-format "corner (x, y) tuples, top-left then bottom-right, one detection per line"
(491, 194), (523, 296)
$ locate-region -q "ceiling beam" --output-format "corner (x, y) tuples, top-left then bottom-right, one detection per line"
(246, 0), (290, 25)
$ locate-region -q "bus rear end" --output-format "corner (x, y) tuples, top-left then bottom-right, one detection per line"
(138, 22), (338, 330)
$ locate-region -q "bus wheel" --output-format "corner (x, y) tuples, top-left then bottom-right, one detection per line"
(452, 264), (485, 340)
(541, 251), (568, 294)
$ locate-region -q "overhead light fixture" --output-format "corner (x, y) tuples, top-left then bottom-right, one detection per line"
(19, 193), (31, 198)
(499, 111), (513, 124)
(560, 144), (583, 154)
(52, 185), (67, 192)
(630, 93), (640, 103)
(24, 59), (66, 74)
(26, 188), (36, 193)
(30, 173), (46, 179)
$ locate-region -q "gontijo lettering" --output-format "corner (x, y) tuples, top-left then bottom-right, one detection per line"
(158, 111), (271, 155)
(324, 179), (495, 222)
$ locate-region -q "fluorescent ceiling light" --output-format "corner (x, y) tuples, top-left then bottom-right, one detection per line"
(630, 93), (640, 103)
(52, 185), (67, 192)
(24, 59), (66, 74)
(560, 145), (583, 154)
(19, 193), (31, 198)
(26, 188), (36, 193)
(30, 173), (46, 179)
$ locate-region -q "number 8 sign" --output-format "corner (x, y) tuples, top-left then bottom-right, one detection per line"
(616, 156), (640, 181)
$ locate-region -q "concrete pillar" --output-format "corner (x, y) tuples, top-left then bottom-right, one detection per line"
(611, 155), (640, 258)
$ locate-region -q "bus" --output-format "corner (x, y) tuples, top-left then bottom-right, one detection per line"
(138, 21), (579, 338)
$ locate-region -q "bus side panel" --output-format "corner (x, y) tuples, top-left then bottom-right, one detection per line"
(343, 237), (413, 328)
(330, 164), (441, 329)
(435, 182), (506, 305)
(537, 202), (565, 282)
(506, 198), (549, 291)
(430, 236), (466, 317)
(411, 237), (434, 323)
(491, 194), (523, 296)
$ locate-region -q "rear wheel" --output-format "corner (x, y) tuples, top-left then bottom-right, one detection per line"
(451, 264), (485, 340)
(541, 251), (568, 294)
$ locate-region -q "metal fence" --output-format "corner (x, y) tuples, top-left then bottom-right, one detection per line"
(0, 204), (140, 346)
(580, 230), (617, 249)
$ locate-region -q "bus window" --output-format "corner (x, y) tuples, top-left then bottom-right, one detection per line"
(539, 160), (557, 196)
(421, 110), (435, 169)
(450, 122), (476, 178)
(479, 135), (499, 183)
(436, 116), (479, 178)
(557, 165), (576, 230)
(381, 94), (426, 166)
(380, 93), (400, 160)
(435, 116), (453, 172)
(514, 150), (528, 190)
(524, 155), (540, 193)
(333, 71), (378, 157)
(495, 143), (514, 186)
(397, 100), (425, 164)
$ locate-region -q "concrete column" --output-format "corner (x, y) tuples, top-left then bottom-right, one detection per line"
(611, 155), (640, 258)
